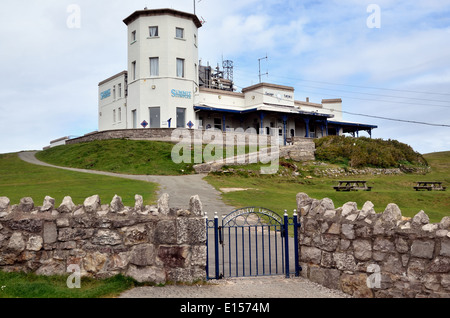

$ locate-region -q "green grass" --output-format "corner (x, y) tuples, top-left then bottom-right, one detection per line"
(36, 139), (261, 176)
(0, 272), (140, 298)
(0, 153), (158, 207)
(36, 139), (195, 176)
(205, 151), (450, 223)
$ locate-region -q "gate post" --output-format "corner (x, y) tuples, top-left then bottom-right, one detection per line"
(283, 210), (290, 278)
(214, 212), (220, 280)
(293, 209), (301, 276)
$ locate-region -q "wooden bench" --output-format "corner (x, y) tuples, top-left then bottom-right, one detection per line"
(334, 181), (372, 192)
(414, 181), (446, 191)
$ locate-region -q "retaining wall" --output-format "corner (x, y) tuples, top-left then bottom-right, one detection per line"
(0, 194), (206, 284)
(296, 192), (450, 298)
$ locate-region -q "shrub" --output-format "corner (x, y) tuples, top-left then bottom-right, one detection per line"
(314, 136), (428, 168)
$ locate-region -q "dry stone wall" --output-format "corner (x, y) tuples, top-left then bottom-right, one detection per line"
(296, 192), (450, 298)
(0, 194), (206, 284)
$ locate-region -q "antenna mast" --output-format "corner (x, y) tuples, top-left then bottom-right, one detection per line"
(258, 55), (268, 83)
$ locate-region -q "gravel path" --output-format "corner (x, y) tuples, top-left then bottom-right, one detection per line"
(119, 275), (350, 298)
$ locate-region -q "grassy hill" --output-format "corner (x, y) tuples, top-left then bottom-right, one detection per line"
(36, 139), (195, 176)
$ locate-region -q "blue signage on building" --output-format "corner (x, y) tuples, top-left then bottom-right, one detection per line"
(100, 89), (111, 100)
(141, 120), (148, 128)
(171, 89), (191, 99)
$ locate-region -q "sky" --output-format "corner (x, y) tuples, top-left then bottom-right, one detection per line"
(0, 0), (449, 155)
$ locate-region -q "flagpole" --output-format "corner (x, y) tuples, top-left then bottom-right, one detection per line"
(194, 0), (196, 14)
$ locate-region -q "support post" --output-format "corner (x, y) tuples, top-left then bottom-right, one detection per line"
(293, 210), (301, 276)
(214, 212), (220, 279)
(304, 117), (310, 138)
(283, 210), (290, 278)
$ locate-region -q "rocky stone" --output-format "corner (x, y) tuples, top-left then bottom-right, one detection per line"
(342, 224), (355, 240)
(84, 195), (101, 213)
(129, 244), (155, 266)
(300, 246), (322, 264)
(134, 195), (143, 212)
(0, 197), (10, 212)
(7, 233), (26, 253)
(26, 235), (43, 251)
(360, 201), (375, 217)
(83, 251), (108, 273)
(333, 252), (357, 271)
(158, 193), (170, 216)
(40, 196), (55, 212)
(296, 192), (313, 212)
(412, 210), (430, 227)
(411, 240), (435, 259)
(341, 202), (357, 217)
(382, 203), (402, 223)
(440, 216), (450, 229)
(42, 222), (57, 244)
(19, 197), (34, 212)
(440, 240), (450, 257)
(422, 224), (438, 232)
(93, 229), (122, 246)
(126, 265), (166, 284)
(189, 195), (203, 216)
(110, 195), (124, 213)
(340, 273), (374, 298)
(353, 239), (372, 261)
(58, 196), (76, 213)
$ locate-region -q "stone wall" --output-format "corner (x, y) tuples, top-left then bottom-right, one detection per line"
(65, 128), (176, 145)
(297, 192), (450, 298)
(0, 194), (206, 284)
(66, 128), (283, 146)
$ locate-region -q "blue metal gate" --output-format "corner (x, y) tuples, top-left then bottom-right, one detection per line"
(206, 207), (301, 280)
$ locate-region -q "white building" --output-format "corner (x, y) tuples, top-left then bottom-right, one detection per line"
(98, 8), (377, 145)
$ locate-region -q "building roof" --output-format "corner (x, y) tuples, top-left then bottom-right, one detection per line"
(123, 8), (203, 28)
(98, 71), (127, 86)
(241, 82), (294, 93)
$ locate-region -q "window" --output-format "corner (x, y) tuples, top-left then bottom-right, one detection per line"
(176, 58), (185, 78)
(113, 109), (116, 123)
(149, 26), (158, 37)
(118, 107), (122, 122)
(113, 86), (116, 100)
(131, 30), (136, 42)
(118, 84), (122, 98)
(132, 61), (136, 80)
(176, 27), (184, 39)
(150, 57), (159, 76)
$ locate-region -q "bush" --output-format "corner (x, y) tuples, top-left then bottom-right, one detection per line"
(314, 136), (428, 168)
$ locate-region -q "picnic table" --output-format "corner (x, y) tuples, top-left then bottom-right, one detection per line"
(414, 181), (446, 191)
(333, 181), (372, 192)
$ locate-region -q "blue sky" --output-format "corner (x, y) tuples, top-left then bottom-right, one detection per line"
(0, 0), (449, 154)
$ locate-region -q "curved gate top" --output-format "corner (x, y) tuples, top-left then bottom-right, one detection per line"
(222, 207), (283, 227)
(206, 207), (301, 280)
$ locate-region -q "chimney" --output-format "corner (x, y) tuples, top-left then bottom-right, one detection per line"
(306, 97), (310, 102)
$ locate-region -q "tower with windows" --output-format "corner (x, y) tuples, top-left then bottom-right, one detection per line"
(123, 8), (202, 129)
